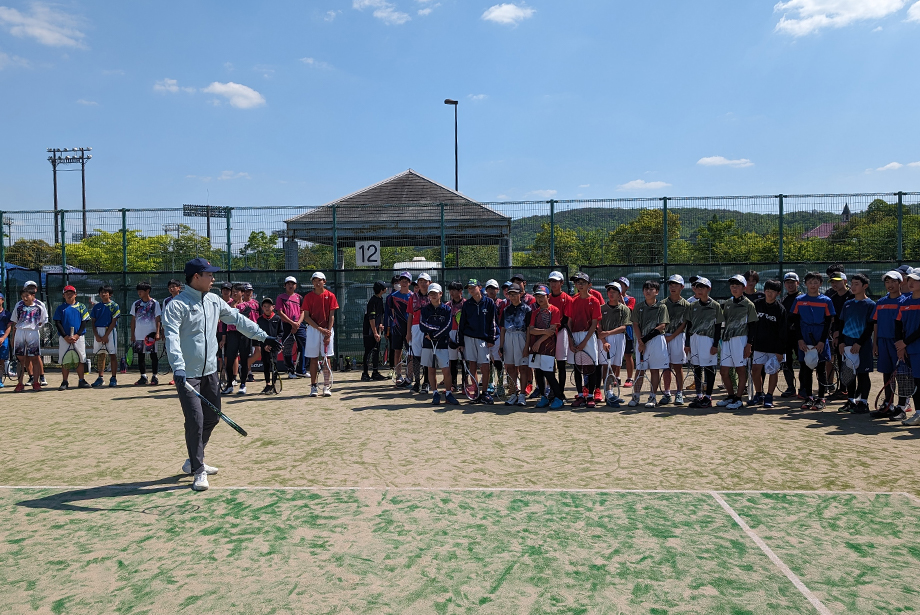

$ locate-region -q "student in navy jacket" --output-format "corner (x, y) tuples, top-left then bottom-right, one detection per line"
(457, 279), (498, 404)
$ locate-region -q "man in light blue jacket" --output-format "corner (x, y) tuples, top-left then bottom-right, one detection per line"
(163, 258), (276, 491)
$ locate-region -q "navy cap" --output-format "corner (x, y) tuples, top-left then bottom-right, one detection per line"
(221, 281), (233, 290)
(897, 264), (913, 276)
(184, 257), (220, 278)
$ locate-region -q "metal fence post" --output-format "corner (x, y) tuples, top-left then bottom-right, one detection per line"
(226, 208), (233, 276)
(778, 194), (784, 277)
(549, 199), (556, 267)
(60, 210), (68, 286)
(0, 211), (5, 292)
(331, 204), (338, 270)
(122, 209), (128, 351)
(440, 202), (446, 268)
(661, 197), (668, 279)
(897, 191), (904, 264)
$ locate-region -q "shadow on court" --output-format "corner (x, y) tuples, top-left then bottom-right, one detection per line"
(15, 476), (192, 514)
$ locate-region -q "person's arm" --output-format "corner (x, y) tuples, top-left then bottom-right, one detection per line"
(853, 308), (874, 352)
(130, 310), (137, 343)
(487, 301), (497, 346)
(327, 309), (335, 336)
(154, 315), (162, 341)
(0, 321), (10, 344)
(162, 301), (186, 375)
(54, 311), (66, 338)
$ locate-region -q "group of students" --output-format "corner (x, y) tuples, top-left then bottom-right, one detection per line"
(362, 266), (920, 424)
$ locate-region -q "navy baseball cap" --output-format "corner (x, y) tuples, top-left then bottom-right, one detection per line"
(221, 281), (233, 290)
(184, 258), (220, 278)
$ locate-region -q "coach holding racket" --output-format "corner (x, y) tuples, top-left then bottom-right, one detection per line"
(163, 258), (278, 491)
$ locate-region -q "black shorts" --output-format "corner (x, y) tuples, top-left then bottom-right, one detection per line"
(624, 339), (635, 355)
(390, 329), (406, 351)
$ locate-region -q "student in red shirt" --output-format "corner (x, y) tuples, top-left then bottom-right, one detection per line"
(301, 272), (339, 397)
(405, 273), (432, 393)
(567, 272), (603, 408)
(546, 271), (572, 399)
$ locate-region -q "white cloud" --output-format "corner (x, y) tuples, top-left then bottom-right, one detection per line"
(482, 3), (535, 25)
(186, 174), (212, 182)
(527, 189), (557, 198)
(218, 171), (251, 181)
(496, 194), (509, 199)
(0, 49), (29, 69)
(0, 3), (86, 48)
(154, 78), (195, 94)
(201, 82), (266, 109)
(878, 162), (903, 170)
(75, 98), (96, 105)
(774, 0), (908, 36)
(578, 184), (590, 188)
(254, 64), (274, 78)
(909, 1), (920, 21)
(873, 25), (884, 30)
(697, 155), (754, 168)
(617, 179), (671, 191)
(467, 94), (488, 101)
(300, 57), (332, 69)
(353, 0), (411, 24)
(324, 10), (339, 21)
(908, 161), (920, 167)
(417, 1), (439, 15)
(224, 62), (234, 72)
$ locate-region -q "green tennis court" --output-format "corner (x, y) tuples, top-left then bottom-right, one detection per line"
(1, 486), (917, 614)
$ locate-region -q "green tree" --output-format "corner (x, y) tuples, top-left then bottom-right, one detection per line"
(5, 239), (59, 269)
(67, 230), (171, 272)
(608, 209), (681, 265)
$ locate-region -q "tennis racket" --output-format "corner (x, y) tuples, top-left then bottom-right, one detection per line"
(603, 350), (620, 403)
(896, 359), (917, 409)
(183, 381), (247, 437)
(126, 342), (135, 367)
(158, 344), (171, 375)
(62, 327), (80, 370)
(457, 346), (479, 400)
(396, 344), (409, 383)
(320, 339), (333, 389)
(631, 350), (648, 404)
(268, 345), (283, 394)
(822, 360), (840, 398)
(839, 348), (857, 389)
(4, 356), (19, 383)
(747, 357), (755, 401)
(573, 347), (595, 391)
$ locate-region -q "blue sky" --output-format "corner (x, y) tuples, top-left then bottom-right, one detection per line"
(1, 0), (919, 213)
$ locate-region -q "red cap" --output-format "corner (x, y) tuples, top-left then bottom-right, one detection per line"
(63, 285), (77, 293)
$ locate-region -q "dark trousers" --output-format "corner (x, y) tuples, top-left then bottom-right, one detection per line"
(138, 351), (158, 375)
(362, 335), (380, 374)
(177, 372), (221, 474)
(225, 331), (252, 385)
(282, 323), (308, 374)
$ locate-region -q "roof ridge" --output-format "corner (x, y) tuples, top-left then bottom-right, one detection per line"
(320, 169), (476, 207)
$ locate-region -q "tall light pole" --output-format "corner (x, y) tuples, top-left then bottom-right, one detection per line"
(47, 147), (92, 241)
(444, 99), (458, 191)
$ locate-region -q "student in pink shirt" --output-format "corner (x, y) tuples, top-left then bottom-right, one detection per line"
(276, 276), (307, 378)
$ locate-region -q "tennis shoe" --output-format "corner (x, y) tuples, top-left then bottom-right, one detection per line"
(288, 371), (297, 380)
(852, 401), (870, 414)
(371, 372), (387, 381)
(624, 378), (633, 388)
(763, 394), (774, 408)
(901, 411), (920, 425)
(108, 377), (117, 387)
(135, 376), (148, 386)
(432, 391), (441, 405)
(535, 396), (550, 408)
(586, 396), (597, 408)
(421, 383), (430, 394)
(838, 400), (854, 413)
(247, 373), (254, 382)
(674, 392), (684, 405)
(27, 375), (33, 384)
(445, 392), (460, 405)
(687, 396), (702, 408)
(800, 397), (815, 410)
(593, 388), (603, 402)
(58, 381), (69, 391)
(361, 373), (371, 382)
(528, 388), (543, 399)
(32, 381), (41, 391)
(323, 386), (332, 397)
(550, 397), (565, 409)
(716, 398), (732, 407)
(192, 468), (209, 491)
(39, 376), (48, 387)
(310, 385), (318, 397)
(659, 393), (672, 405)
(747, 393), (763, 407)
(480, 393), (494, 405)
(505, 393), (518, 406)
(813, 398), (827, 410)
(697, 396), (713, 408)
(727, 398), (744, 410)
(891, 409), (908, 421)
(516, 393), (526, 407)
(150, 376), (159, 386)
(182, 459), (218, 475)
(261, 385), (273, 395)
(644, 395), (657, 408)
(627, 397), (639, 407)
(486, 383), (495, 395)
(91, 377), (104, 388)
(14, 383), (24, 392)
(571, 395), (585, 408)
(221, 384), (233, 395)
(237, 385), (247, 395)
(780, 388), (795, 398)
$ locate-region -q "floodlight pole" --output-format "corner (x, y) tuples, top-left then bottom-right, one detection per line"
(444, 99), (459, 191)
(47, 147), (92, 242)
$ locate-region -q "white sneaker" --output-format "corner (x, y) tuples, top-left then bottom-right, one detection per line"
(323, 386), (332, 397)
(192, 468), (209, 491)
(310, 385), (318, 397)
(237, 385), (247, 395)
(516, 393), (527, 407)
(182, 459), (218, 475)
(644, 395), (657, 408)
(674, 392), (684, 405)
(628, 397), (639, 407)
(288, 372), (296, 380)
(902, 411), (920, 426)
(716, 398), (732, 407)
(726, 398), (743, 410)
(221, 385), (234, 395)
(892, 406), (907, 421)
(505, 393), (517, 406)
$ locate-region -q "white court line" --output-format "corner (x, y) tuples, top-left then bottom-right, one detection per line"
(900, 491), (920, 505)
(710, 491), (833, 615)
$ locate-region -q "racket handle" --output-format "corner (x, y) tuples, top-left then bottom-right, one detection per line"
(184, 380), (198, 395)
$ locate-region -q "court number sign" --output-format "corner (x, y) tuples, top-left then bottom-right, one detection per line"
(356, 241), (381, 267)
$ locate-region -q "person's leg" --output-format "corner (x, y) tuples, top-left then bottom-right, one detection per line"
(440, 365), (452, 391)
(649, 369), (660, 398)
(534, 367), (546, 395)
(767, 371), (778, 396)
(224, 333), (239, 385)
(427, 365), (438, 392)
(799, 365), (813, 399)
(238, 338), (252, 385)
(752, 364), (764, 395)
(857, 373), (871, 402)
(478, 363), (490, 394)
(736, 365), (748, 398)
(544, 369), (562, 400)
(815, 360), (828, 401)
(704, 366), (715, 397)
(693, 365), (703, 395)
(150, 351), (158, 374)
(556, 360), (567, 393)
(281, 324), (295, 373)
(782, 346), (796, 393)
(362, 335), (374, 377)
(720, 366), (735, 398)
(295, 326), (309, 375)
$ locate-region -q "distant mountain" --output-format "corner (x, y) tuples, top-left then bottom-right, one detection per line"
(510, 206), (842, 249)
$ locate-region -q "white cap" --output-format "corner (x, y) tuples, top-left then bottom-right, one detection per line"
(804, 347), (820, 369)
(907, 271), (920, 281)
(784, 272), (800, 281)
(829, 272), (848, 282)
(667, 274), (684, 285)
(284, 276), (297, 284)
(24, 280), (38, 289)
(417, 272), (432, 282)
(484, 279), (499, 289)
(729, 274), (747, 285)
(311, 271), (326, 281)
(548, 271), (565, 282)
(693, 277), (712, 288)
(605, 281), (622, 293)
(884, 270), (904, 282)
(427, 283), (443, 294)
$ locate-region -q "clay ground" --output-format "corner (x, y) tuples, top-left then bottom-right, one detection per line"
(0, 369), (918, 614)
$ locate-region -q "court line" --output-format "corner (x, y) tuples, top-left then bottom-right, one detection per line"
(710, 491), (833, 615)
(900, 491), (920, 505)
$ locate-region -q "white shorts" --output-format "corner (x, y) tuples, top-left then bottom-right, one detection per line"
(59, 336), (87, 363)
(502, 330), (529, 367)
(689, 334), (719, 367)
(449, 330), (460, 360)
(720, 336), (749, 368)
(410, 324), (424, 357)
(636, 336), (669, 370)
(752, 351), (779, 366)
(602, 334), (625, 367)
(13, 329), (41, 357)
(529, 353), (555, 372)
(567, 331), (599, 365)
(555, 329), (570, 361)
(305, 327), (335, 358)
(92, 326), (118, 355)
(421, 347), (450, 369)
(667, 333), (686, 365)
(463, 337), (492, 365)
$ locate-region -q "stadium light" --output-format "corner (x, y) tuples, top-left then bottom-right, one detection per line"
(444, 99), (459, 192)
(47, 147), (92, 241)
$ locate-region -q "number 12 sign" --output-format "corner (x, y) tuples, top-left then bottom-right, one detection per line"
(356, 241), (381, 267)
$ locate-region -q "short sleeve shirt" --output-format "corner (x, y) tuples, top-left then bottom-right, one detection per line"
(566, 295), (603, 333)
(53, 302), (90, 336)
(529, 303), (562, 356)
(664, 296), (691, 334)
(872, 294), (904, 339)
(408, 292), (430, 327)
(0, 309), (10, 336)
(449, 298), (464, 331)
(501, 301), (532, 333)
(721, 296), (758, 340)
(301, 290), (339, 330)
(840, 297), (876, 346)
(11, 301), (48, 331)
(130, 299), (162, 340)
(236, 299), (260, 323)
(90, 301), (120, 328)
(600, 302), (631, 333)
(896, 296), (920, 354)
(631, 300), (669, 337)
(686, 299), (724, 339)
(363, 295), (384, 337)
(792, 294), (835, 345)
(275, 293), (303, 323)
